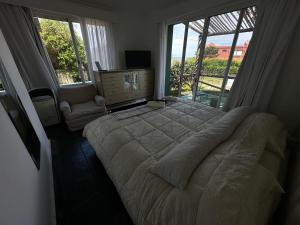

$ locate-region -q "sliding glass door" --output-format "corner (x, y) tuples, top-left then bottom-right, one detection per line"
(37, 18), (90, 86)
(169, 23), (186, 96)
(166, 6), (256, 108)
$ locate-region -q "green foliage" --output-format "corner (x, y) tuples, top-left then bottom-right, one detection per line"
(170, 58), (197, 93)
(170, 58), (241, 93)
(202, 59), (241, 75)
(204, 46), (219, 58)
(39, 19), (87, 82)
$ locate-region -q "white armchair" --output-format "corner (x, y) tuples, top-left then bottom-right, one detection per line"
(58, 84), (107, 131)
(94, 95), (105, 106)
(59, 101), (71, 114)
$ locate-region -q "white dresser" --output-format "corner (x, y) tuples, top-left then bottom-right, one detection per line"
(94, 69), (154, 107)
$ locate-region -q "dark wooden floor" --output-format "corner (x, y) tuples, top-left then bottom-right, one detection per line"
(46, 124), (134, 225)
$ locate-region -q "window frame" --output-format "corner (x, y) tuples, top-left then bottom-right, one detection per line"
(34, 15), (91, 86)
(216, 9), (246, 108)
(165, 6), (256, 108)
(234, 50), (243, 56)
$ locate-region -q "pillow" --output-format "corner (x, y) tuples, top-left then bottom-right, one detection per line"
(151, 106), (254, 189)
(94, 95), (106, 106)
(59, 101), (71, 114)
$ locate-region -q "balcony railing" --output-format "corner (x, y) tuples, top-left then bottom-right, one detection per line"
(55, 69), (90, 86)
(169, 73), (236, 107)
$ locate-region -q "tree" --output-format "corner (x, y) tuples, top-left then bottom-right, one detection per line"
(39, 19), (87, 82)
(204, 46), (219, 58)
(170, 58), (197, 94)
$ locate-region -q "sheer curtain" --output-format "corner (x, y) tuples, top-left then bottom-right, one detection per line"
(224, 0), (300, 111)
(154, 22), (168, 100)
(0, 3), (59, 91)
(81, 18), (118, 72)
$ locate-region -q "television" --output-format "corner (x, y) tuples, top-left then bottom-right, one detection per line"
(125, 50), (151, 69)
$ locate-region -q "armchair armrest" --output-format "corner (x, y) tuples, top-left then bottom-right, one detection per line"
(59, 101), (71, 115)
(94, 95), (105, 106)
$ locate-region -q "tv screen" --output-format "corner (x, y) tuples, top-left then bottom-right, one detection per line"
(125, 51), (151, 69)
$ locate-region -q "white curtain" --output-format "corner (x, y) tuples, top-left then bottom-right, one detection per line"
(0, 4), (59, 91)
(81, 18), (118, 72)
(224, 0), (300, 111)
(154, 22), (168, 100)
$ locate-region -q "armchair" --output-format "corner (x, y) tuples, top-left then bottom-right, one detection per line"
(58, 84), (107, 131)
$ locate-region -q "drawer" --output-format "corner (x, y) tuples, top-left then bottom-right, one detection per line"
(104, 87), (125, 95)
(102, 80), (124, 87)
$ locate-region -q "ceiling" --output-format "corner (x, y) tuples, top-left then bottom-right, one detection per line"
(190, 6), (257, 36)
(64, 0), (187, 12)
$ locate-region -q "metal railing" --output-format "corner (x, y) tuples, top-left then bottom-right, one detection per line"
(169, 73), (236, 92)
(55, 69), (90, 86)
(169, 72), (236, 108)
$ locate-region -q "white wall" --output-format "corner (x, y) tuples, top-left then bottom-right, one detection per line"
(268, 20), (300, 133)
(0, 30), (55, 225)
(113, 15), (158, 69)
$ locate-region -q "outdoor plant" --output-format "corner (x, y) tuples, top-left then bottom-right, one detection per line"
(204, 46), (219, 58)
(170, 56), (241, 94)
(39, 19), (88, 83)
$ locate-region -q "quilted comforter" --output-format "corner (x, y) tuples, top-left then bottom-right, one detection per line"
(83, 99), (287, 225)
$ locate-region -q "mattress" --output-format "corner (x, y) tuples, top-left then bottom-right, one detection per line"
(83, 99), (287, 225)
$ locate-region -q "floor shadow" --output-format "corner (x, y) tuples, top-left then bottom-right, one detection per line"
(46, 124), (134, 225)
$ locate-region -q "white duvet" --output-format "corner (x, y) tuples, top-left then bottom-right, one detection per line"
(83, 99), (286, 225)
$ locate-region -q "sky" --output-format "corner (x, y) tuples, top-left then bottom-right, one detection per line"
(171, 23), (253, 58)
(73, 22), (84, 40)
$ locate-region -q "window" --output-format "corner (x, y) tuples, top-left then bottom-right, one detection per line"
(165, 6), (257, 108)
(36, 18), (90, 86)
(0, 60), (6, 92)
(169, 23), (186, 96)
(234, 50), (243, 56)
(0, 79), (4, 92)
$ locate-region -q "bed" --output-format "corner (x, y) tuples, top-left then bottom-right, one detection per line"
(83, 98), (287, 225)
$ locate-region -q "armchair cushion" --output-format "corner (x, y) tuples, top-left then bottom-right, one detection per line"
(59, 101), (71, 115)
(58, 84), (97, 105)
(94, 95), (105, 106)
(66, 101), (106, 121)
